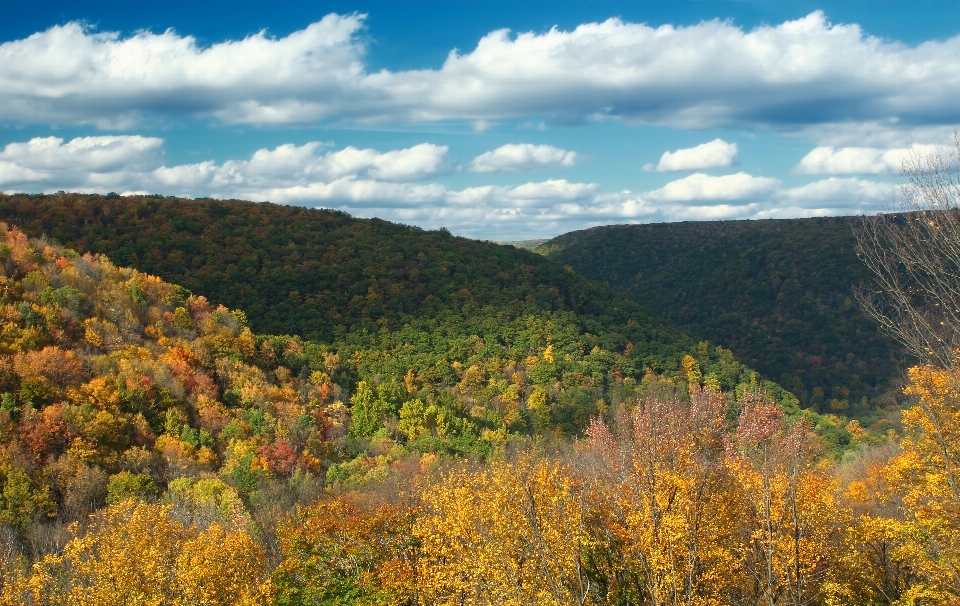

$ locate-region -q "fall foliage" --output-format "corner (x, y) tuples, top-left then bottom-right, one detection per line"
(0, 218), (956, 605)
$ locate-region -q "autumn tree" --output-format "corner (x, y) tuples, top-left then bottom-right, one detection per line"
(879, 363), (960, 601)
(417, 455), (592, 605)
(829, 441), (920, 604)
(272, 495), (419, 605)
(855, 136), (960, 602)
(1, 499), (268, 606)
(578, 388), (744, 604)
(725, 394), (841, 605)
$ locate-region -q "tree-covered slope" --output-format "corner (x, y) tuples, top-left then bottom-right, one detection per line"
(537, 218), (904, 412)
(0, 222), (676, 533)
(0, 193), (819, 423)
(0, 219), (940, 606)
(0, 193), (689, 369)
(0, 216), (821, 543)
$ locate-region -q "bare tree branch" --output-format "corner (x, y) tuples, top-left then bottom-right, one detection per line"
(855, 132), (960, 370)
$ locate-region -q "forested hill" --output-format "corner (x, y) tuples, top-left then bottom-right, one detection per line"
(1, 194), (638, 338)
(1, 192), (700, 376)
(0, 220), (936, 604)
(536, 218), (904, 413)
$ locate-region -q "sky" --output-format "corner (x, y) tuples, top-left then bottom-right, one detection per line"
(2, 0), (960, 240)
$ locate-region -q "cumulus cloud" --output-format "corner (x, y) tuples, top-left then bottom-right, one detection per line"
(0, 135), (895, 239)
(793, 144), (944, 174)
(779, 177), (895, 209)
(320, 144), (454, 181)
(5, 12), (960, 132)
(644, 139), (738, 172)
(0, 15), (368, 126)
(586, 174), (890, 224)
(794, 123), (957, 149)
(0, 136), (164, 191)
(396, 11), (960, 129)
(0, 137), (451, 194)
(644, 172), (779, 203)
(469, 144), (577, 173)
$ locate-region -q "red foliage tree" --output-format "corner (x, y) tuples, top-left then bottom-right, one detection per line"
(258, 440), (300, 476)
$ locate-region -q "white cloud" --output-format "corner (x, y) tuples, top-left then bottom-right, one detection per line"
(318, 144), (453, 181)
(507, 179), (594, 201)
(779, 177), (895, 210)
(0, 136), (162, 172)
(793, 144), (945, 174)
(249, 179), (450, 208)
(586, 174), (891, 224)
(0, 136), (164, 191)
(362, 11), (960, 130)
(235, 142), (453, 184)
(0, 134), (898, 239)
(469, 144), (577, 173)
(6, 12), (960, 133)
(0, 15), (367, 126)
(644, 172), (779, 203)
(793, 123), (957, 148)
(0, 137), (450, 194)
(644, 139), (738, 172)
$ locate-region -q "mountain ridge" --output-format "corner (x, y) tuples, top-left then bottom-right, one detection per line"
(536, 217), (905, 413)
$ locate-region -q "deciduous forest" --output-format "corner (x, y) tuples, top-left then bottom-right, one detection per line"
(536, 218), (902, 413)
(0, 190), (955, 604)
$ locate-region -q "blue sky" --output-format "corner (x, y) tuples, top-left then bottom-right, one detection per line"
(2, 0), (959, 239)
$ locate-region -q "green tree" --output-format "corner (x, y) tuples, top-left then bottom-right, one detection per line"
(350, 381), (385, 438)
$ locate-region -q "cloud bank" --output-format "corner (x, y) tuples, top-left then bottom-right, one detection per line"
(0, 136), (163, 191)
(0, 137), (452, 193)
(644, 172), (778, 202)
(0, 135), (894, 239)
(0, 15), (367, 127)
(5, 12), (960, 134)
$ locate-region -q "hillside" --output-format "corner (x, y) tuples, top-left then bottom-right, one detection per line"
(0, 217), (830, 542)
(537, 218), (904, 413)
(0, 193), (807, 421)
(1, 193), (677, 362)
(0, 217), (908, 603)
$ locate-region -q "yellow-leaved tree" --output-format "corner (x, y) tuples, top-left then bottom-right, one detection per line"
(416, 455), (592, 606)
(827, 441), (919, 605)
(271, 495), (420, 605)
(854, 139), (960, 602)
(881, 362), (960, 602)
(724, 393), (842, 606)
(1, 499), (268, 606)
(578, 387), (744, 605)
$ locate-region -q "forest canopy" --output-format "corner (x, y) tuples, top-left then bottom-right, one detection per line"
(536, 217), (904, 413)
(1, 192), (677, 355)
(0, 191), (938, 605)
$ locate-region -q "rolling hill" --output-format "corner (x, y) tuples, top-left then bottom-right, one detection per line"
(0, 199), (885, 570)
(1, 193), (679, 361)
(0, 193), (804, 422)
(536, 218), (905, 413)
